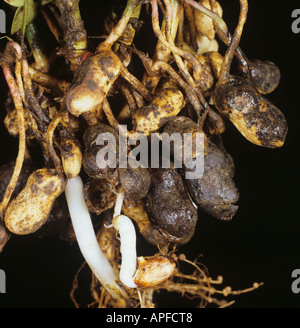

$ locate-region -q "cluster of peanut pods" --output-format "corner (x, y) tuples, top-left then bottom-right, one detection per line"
(0, 0), (287, 304)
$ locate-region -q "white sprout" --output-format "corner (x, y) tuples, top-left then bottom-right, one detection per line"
(112, 192), (138, 288)
(65, 175), (126, 299)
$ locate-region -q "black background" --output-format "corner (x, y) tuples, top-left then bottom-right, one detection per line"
(0, 0), (299, 308)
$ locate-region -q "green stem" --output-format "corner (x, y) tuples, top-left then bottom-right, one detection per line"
(25, 23), (49, 70)
(72, 0), (87, 51)
(100, 0), (140, 49)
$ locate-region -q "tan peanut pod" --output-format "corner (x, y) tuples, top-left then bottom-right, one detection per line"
(4, 168), (66, 235)
(65, 48), (122, 117)
(133, 256), (176, 288)
(194, 0), (223, 41)
(134, 88), (185, 136)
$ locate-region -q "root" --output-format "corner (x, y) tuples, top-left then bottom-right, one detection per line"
(0, 43), (26, 218)
(71, 245), (263, 308)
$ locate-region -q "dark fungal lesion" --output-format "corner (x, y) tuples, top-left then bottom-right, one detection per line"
(145, 166), (198, 245)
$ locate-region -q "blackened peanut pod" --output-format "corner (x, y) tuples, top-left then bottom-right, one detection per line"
(145, 167), (198, 244)
(83, 177), (118, 215)
(214, 76), (288, 148)
(83, 123), (120, 179)
(163, 116), (205, 162)
(184, 139), (239, 221)
(212, 0), (287, 149)
(83, 122), (119, 147)
(122, 199), (168, 247)
(246, 59), (281, 95)
(134, 88), (185, 136)
(118, 167), (151, 201)
(4, 168), (66, 235)
(65, 48), (122, 117)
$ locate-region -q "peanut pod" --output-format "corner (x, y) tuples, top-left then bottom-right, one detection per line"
(4, 168), (66, 235)
(214, 76), (288, 148)
(184, 139), (239, 221)
(133, 256), (176, 288)
(118, 167), (151, 201)
(134, 88), (185, 136)
(145, 167), (198, 244)
(65, 48), (121, 117)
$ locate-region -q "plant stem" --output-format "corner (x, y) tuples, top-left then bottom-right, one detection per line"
(25, 23), (49, 70)
(54, 0), (87, 69)
(100, 0), (140, 49)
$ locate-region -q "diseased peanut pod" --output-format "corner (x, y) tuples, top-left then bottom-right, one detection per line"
(163, 116), (205, 161)
(65, 47), (121, 117)
(83, 178), (118, 215)
(207, 52), (280, 96)
(214, 76), (288, 148)
(246, 59), (281, 95)
(145, 166), (198, 244)
(4, 168), (66, 235)
(184, 139), (239, 221)
(118, 167), (151, 201)
(133, 256), (176, 288)
(134, 88), (185, 136)
(122, 199), (168, 247)
(83, 123), (120, 178)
